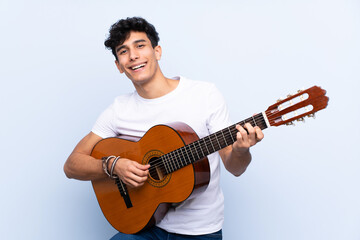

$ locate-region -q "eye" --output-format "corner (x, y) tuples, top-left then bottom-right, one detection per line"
(137, 44), (145, 48)
(119, 49), (127, 55)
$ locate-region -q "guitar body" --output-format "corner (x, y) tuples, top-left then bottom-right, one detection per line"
(91, 122), (210, 234)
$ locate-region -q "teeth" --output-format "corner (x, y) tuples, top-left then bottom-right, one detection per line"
(131, 64), (145, 70)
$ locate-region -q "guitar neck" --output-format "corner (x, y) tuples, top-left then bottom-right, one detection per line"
(160, 112), (268, 175)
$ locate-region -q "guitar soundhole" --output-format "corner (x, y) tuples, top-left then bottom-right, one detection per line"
(148, 157), (165, 181)
(143, 150), (171, 187)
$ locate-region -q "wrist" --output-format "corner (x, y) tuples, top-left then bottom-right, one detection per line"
(102, 155), (120, 179)
(109, 156), (121, 179)
(232, 147), (250, 157)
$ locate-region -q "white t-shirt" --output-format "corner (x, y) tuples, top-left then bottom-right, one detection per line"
(92, 76), (232, 235)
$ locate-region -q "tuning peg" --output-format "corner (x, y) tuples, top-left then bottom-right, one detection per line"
(296, 117), (305, 122)
(277, 97), (284, 103)
(297, 87), (305, 93)
(287, 94), (292, 98)
(285, 121), (295, 126)
(307, 113), (316, 119)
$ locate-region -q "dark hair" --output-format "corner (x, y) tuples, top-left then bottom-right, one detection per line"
(104, 17), (160, 60)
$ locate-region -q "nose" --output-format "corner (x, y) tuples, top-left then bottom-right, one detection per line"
(129, 49), (139, 61)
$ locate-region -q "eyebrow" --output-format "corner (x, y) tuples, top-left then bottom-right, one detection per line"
(116, 39), (147, 53)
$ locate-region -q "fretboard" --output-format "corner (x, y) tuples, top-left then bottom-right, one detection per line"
(159, 112), (268, 175)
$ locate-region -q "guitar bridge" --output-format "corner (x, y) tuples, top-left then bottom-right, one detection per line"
(115, 178), (133, 208)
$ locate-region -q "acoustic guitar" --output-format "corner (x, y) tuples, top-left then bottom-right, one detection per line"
(91, 85), (329, 234)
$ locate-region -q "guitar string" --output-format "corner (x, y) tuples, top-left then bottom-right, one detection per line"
(147, 109), (311, 177)
(147, 113), (271, 174)
(147, 114), (269, 176)
(148, 113), (276, 174)
(153, 107), (305, 170)
(147, 116), (295, 177)
(148, 123), (255, 176)
(146, 95), (322, 176)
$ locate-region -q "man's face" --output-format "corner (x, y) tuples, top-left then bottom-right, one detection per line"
(115, 31), (161, 86)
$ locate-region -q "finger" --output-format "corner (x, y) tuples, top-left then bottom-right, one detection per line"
(124, 176), (147, 188)
(128, 173), (148, 184)
(236, 125), (249, 143)
(236, 124), (247, 135)
(236, 124), (248, 136)
(244, 123), (256, 143)
(244, 123), (255, 133)
(122, 170), (148, 185)
(134, 161), (150, 170)
(254, 126), (264, 142)
(233, 126), (250, 153)
(129, 164), (149, 177)
(115, 159), (148, 180)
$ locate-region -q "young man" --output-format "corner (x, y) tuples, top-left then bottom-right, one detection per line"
(64, 17), (264, 239)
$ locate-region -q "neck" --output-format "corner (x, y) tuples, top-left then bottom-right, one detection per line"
(134, 70), (179, 99)
(155, 113), (268, 175)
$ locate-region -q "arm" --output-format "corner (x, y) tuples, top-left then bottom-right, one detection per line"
(219, 123), (264, 176)
(64, 132), (106, 180)
(64, 132), (149, 187)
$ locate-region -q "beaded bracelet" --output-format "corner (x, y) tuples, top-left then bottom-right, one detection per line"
(110, 156), (121, 179)
(102, 155), (116, 177)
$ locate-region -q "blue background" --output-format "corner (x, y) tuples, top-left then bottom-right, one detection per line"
(1, 0), (359, 239)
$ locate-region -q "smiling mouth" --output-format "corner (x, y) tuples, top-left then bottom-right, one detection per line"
(131, 63), (146, 70)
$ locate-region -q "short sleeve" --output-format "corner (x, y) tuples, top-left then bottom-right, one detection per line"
(91, 104), (117, 138)
(206, 84), (232, 134)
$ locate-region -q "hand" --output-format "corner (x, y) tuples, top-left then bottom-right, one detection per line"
(112, 158), (150, 188)
(232, 123), (264, 154)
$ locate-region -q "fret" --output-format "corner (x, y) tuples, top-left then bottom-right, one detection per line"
(170, 151), (177, 171)
(166, 155), (171, 173)
(191, 142), (200, 161)
(221, 130), (228, 146)
(178, 150), (184, 169)
(240, 120), (246, 127)
(196, 140), (205, 158)
(260, 115), (267, 130)
(181, 147), (187, 165)
(166, 154), (173, 173)
(167, 153), (174, 172)
(175, 150), (181, 168)
(252, 113), (266, 130)
(214, 133), (221, 150)
(169, 152), (177, 173)
(202, 138), (210, 155)
(187, 144), (195, 163)
(162, 156), (169, 174)
(185, 145), (193, 164)
(215, 132), (224, 149)
(174, 150), (181, 170)
(252, 116), (256, 126)
(208, 135), (216, 153)
(228, 127), (235, 143)
(261, 118), (267, 129)
(183, 146), (189, 164)
(179, 149), (186, 167)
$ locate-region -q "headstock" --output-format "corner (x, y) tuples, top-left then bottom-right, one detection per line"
(265, 86), (329, 127)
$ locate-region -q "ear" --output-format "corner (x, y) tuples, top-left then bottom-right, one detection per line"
(115, 60), (124, 74)
(154, 45), (162, 61)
